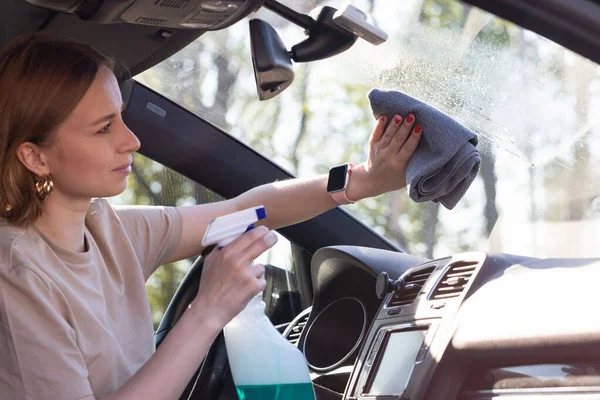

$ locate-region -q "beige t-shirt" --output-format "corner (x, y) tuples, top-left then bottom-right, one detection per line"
(0, 198), (183, 400)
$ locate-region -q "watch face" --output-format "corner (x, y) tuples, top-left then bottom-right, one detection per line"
(327, 164), (349, 192)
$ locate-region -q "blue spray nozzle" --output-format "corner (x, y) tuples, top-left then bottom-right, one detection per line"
(202, 206), (267, 249)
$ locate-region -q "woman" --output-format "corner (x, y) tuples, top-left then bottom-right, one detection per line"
(0, 33), (422, 400)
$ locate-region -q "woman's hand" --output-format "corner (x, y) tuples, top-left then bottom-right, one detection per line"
(349, 114), (422, 200)
(189, 226), (278, 328)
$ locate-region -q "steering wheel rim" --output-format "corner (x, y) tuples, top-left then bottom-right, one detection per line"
(185, 328), (230, 400)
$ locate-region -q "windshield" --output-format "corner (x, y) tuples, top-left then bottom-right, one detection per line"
(137, 0), (600, 259)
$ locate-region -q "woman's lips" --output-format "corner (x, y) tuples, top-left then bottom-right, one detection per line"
(113, 163), (132, 173)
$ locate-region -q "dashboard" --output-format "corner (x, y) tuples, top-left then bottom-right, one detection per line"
(293, 246), (600, 400)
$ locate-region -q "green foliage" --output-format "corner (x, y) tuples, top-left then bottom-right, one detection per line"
(146, 263), (189, 328)
(421, 0), (466, 30)
(477, 18), (510, 47)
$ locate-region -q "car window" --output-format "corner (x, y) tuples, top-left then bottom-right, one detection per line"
(108, 153), (303, 329)
(136, 0), (600, 260)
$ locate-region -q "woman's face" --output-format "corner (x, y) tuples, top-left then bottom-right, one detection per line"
(43, 65), (140, 200)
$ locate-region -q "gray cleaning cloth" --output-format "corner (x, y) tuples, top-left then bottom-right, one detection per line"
(368, 89), (480, 210)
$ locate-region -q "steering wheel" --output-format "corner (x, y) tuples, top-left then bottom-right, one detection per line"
(153, 252), (231, 400)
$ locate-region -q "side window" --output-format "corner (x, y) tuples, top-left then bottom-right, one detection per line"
(109, 153), (306, 329)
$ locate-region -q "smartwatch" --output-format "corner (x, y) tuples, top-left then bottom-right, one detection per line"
(327, 163), (356, 205)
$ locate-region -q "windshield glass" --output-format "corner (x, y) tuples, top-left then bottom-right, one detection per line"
(137, 0), (600, 259)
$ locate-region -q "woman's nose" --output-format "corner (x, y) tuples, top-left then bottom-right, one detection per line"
(120, 122), (141, 153)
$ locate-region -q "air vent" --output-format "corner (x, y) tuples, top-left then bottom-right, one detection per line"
(156, 0), (189, 8)
(430, 261), (478, 300)
(135, 17), (167, 26)
(388, 266), (436, 307)
(283, 309), (311, 346)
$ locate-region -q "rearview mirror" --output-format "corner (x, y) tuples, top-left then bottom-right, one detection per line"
(249, 19), (294, 101)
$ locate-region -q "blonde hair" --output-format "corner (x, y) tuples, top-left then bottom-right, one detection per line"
(0, 33), (115, 226)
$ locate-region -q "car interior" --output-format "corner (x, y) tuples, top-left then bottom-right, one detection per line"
(2, 0), (600, 399)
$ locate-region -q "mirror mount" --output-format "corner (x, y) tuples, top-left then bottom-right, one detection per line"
(289, 6), (358, 63)
(262, 1), (357, 63)
(262, 0), (316, 30)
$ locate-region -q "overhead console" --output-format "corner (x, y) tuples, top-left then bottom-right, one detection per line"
(24, 0), (265, 29)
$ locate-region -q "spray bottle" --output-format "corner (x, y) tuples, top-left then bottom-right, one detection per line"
(201, 206), (315, 400)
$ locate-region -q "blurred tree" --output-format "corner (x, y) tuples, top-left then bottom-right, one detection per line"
(292, 64), (311, 173)
(567, 59), (595, 220)
(542, 56), (598, 222)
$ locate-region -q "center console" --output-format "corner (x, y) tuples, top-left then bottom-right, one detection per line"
(344, 252), (486, 400)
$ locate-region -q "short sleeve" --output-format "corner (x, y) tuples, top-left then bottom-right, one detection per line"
(0, 267), (93, 400)
(113, 205), (183, 279)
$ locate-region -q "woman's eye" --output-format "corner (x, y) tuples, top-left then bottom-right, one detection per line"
(98, 122), (112, 134)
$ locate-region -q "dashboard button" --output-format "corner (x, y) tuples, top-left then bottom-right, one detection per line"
(366, 334), (385, 366)
(366, 345), (380, 365)
(431, 302), (446, 310)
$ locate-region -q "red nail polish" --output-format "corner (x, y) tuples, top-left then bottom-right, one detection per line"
(406, 114), (414, 123)
(414, 124), (422, 134)
(379, 116), (386, 123)
(394, 116), (402, 124)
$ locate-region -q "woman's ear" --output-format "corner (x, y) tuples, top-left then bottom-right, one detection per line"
(15, 142), (50, 177)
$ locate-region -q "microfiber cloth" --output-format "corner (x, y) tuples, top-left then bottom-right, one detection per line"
(368, 89), (480, 210)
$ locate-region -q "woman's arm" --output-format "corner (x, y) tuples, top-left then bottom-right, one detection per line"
(165, 114), (421, 264)
(233, 163), (373, 229)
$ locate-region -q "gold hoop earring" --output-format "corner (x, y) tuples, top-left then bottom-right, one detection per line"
(36, 175), (54, 200)
(4, 203), (12, 217)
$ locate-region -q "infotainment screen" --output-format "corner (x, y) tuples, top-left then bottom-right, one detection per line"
(367, 329), (426, 395)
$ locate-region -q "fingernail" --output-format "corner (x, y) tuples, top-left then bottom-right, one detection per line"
(265, 232), (278, 246)
(393, 116), (402, 124)
(379, 116), (386, 123)
(406, 114), (414, 123)
(414, 125), (421, 134)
